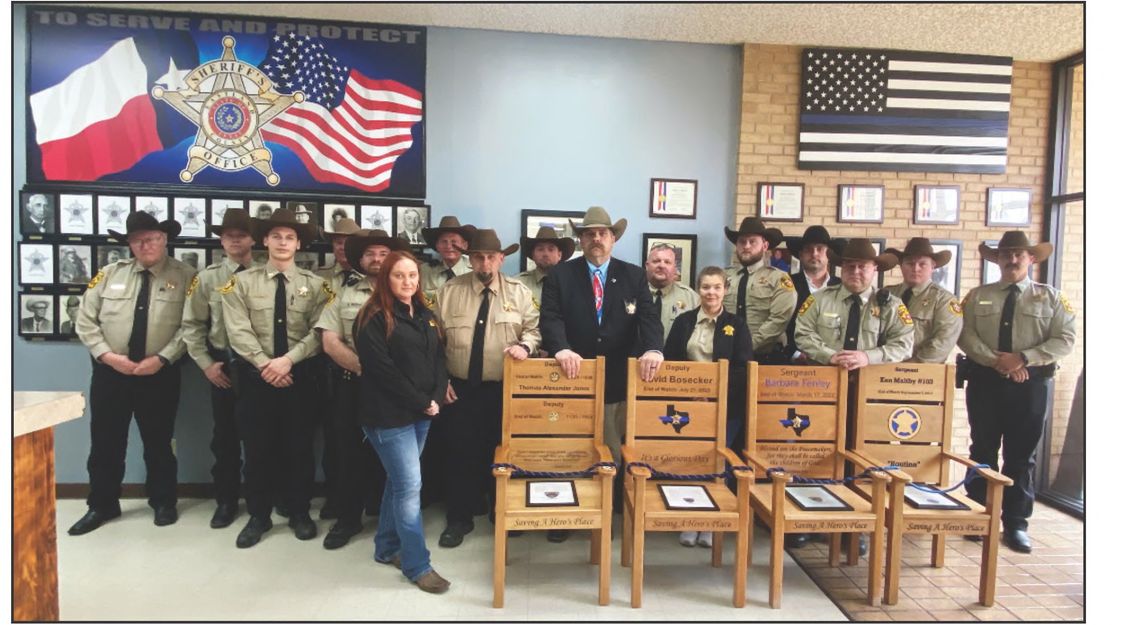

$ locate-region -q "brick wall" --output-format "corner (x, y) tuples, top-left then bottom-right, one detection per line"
(734, 44), (1082, 476)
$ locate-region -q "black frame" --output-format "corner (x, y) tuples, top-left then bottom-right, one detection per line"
(902, 485), (969, 511)
(927, 239), (963, 297)
(19, 190), (56, 236)
(55, 242), (95, 286)
(395, 205), (432, 247)
(360, 204), (395, 233)
(642, 233), (699, 289)
(755, 182), (805, 222)
(17, 293), (56, 337)
(518, 209), (586, 272)
(524, 480), (580, 508)
(323, 202), (359, 233)
(19, 242), (55, 285)
(648, 177), (698, 220)
(171, 196), (209, 238)
(836, 184), (885, 224)
(913, 185), (961, 226)
(784, 485), (853, 512)
(657, 484), (719, 511)
(95, 194), (132, 236)
(57, 192), (95, 235)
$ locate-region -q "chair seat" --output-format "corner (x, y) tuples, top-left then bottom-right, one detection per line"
(751, 482), (878, 533)
(851, 482), (985, 514)
(624, 480), (741, 530)
(501, 477), (606, 531)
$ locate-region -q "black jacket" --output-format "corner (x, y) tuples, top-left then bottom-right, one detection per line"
(540, 256), (664, 403)
(355, 300), (448, 429)
(785, 271), (841, 357)
(664, 308), (753, 424)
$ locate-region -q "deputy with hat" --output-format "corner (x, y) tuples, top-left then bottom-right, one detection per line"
(182, 209), (261, 529)
(434, 229), (541, 548)
(315, 229), (410, 549)
(223, 208), (332, 549)
(723, 217), (797, 362)
(645, 242), (699, 339)
(70, 212), (196, 535)
(795, 238), (914, 369)
(884, 238), (964, 363)
(317, 217), (364, 294)
(958, 231), (1075, 554)
(783, 225), (842, 364)
(515, 225), (576, 305)
(420, 216), (476, 303)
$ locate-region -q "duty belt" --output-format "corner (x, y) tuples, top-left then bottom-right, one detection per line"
(966, 358), (1056, 381)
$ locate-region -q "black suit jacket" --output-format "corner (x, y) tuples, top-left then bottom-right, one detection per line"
(664, 308), (753, 426)
(540, 256), (664, 403)
(785, 271), (841, 357)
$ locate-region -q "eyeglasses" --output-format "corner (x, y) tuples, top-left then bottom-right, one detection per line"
(129, 235), (166, 247)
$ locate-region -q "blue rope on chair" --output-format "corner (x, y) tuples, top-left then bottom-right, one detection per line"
(909, 464), (991, 494)
(490, 461), (617, 479)
(625, 461), (752, 481)
(764, 464), (899, 485)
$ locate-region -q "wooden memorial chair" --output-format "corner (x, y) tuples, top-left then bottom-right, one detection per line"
(846, 363), (1013, 606)
(491, 357), (616, 608)
(620, 358), (753, 608)
(743, 364), (889, 608)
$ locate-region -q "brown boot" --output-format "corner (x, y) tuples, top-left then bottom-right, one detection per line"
(414, 570), (451, 594)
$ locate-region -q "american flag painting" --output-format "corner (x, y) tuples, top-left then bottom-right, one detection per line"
(258, 33), (424, 193)
(797, 48), (1012, 174)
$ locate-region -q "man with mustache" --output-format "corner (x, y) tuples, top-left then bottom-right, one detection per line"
(958, 231), (1075, 554)
(418, 216), (476, 304)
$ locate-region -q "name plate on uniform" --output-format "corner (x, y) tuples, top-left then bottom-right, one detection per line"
(639, 361), (718, 397)
(525, 480), (578, 507)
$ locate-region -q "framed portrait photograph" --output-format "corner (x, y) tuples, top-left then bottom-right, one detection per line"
(396, 205), (431, 247)
(833, 237), (887, 287)
(903, 484), (969, 511)
(96, 195), (131, 235)
(96, 244), (130, 269)
(837, 184), (885, 223)
(210, 198), (246, 237)
(173, 247), (207, 272)
(360, 205), (393, 233)
(19, 243), (55, 285)
(913, 185), (961, 225)
(287, 201), (319, 226)
(58, 294), (82, 338)
(986, 188), (1031, 227)
(58, 193), (95, 235)
(135, 195), (170, 221)
(324, 203), (357, 232)
(649, 178), (698, 219)
(756, 182), (805, 222)
(525, 480), (579, 507)
(295, 251), (322, 272)
(57, 243), (94, 285)
(248, 200), (281, 221)
(657, 484), (718, 511)
(173, 197), (208, 238)
(785, 485), (853, 511)
(20, 191), (56, 235)
(519, 209), (586, 272)
(18, 294), (55, 337)
(928, 239), (963, 296)
(643, 233), (698, 289)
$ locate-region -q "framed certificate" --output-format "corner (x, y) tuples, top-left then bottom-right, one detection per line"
(986, 188), (1031, 227)
(649, 178), (698, 219)
(913, 185), (961, 225)
(784, 485), (853, 512)
(525, 480), (579, 507)
(756, 182), (805, 222)
(657, 484), (718, 511)
(903, 484), (970, 510)
(836, 184), (885, 223)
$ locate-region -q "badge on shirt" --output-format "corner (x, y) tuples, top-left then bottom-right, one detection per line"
(220, 276), (237, 294)
(723, 324), (735, 336)
(164, 281), (177, 292)
(186, 275), (199, 297)
(625, 300), (637, 315)
(297, 285), (310, 297)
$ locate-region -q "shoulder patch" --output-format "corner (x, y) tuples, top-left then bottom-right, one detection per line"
(425, 293), (437, 310)
(322, 281), (335, 305)
(798, 294), (815, 316)
(532, 296), (540, 311)
(186, 275), (200, 297)
(87, 270), (105, 290)
(898, 304), (914, 325)
(948, 298), (962, 317)
(219, 276), (237, 294)
(1060, 293), (1073, 314)
(779, 275), (794, 291)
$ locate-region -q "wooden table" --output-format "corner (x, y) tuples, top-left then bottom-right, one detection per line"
(13, 391), (85, 622)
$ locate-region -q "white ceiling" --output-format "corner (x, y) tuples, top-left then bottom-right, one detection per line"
(97, 2), (1083, 62)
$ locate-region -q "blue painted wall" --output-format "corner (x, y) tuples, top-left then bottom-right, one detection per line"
(12, 7), (742, 485)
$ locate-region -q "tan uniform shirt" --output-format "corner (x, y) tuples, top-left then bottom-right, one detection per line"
(436, 272), (541, 382)
(958, 276), (1076, 367)
(651, 281), (700, 340)
(315, 275), (373, 352)
(514, 267), (549, 308)
(222, 263), (331, 368)
(724, 261), (797, 354)
(685, 308), (719, 362)
(77, 256), (196, 362)
(420, 256), (472, 305)
(885, 280), (963, 363)
(317, 263), (359, 296)
(182, 258), (261, 370)
(795, 284), (915, 365)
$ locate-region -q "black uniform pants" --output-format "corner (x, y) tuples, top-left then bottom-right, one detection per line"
(438, 379), (503, 525)
(236, 360), (318, 520)
(330, 370), (384, 523)
(316, 356), (339, 510)
(86, 361), (180, 513)
(964, 368), (1051, 532)
(208, 358), (243, 506)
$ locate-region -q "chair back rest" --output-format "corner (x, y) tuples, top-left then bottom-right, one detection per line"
(851, 363), (956, 485)
(501, 357), (606, 471)
(746, 364), (847, 479)
(625, 359), (729, 479)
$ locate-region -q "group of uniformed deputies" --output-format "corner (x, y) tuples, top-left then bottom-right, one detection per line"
(66, 202), (1075, 581)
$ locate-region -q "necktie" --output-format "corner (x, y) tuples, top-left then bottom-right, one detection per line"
(843, 294), (862, 350)
(467, 287), (491, 384)
(127, 269), (151, 361)
(998, 285), (1018, 352)
(273, 273), (288, 357)
(653, 290), (663, 320)
(444, 267), (456, 281)
(592, 269), (604, 325)
(901, 287), (914, 307)
(736, 269), (749, 318)
(236, 264), (247, 274)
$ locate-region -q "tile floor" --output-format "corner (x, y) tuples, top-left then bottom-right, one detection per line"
(56, 498), (845, 621)
(785, 503), (1085, 621)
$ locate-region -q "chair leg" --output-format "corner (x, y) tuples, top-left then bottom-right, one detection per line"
(746, 518), (755, 567)
(769, 527), (784, 609)
(846, 532), (860, 566)
(712, 531), (723, 568)
(828, 533), (841, 567)
(884, 526), (903, 605)
(868, 527), (883, 607)
(979, 532), (1000, 606)
(621, 501), (632, 568)
(599, 511), (611, 606)
(931, 533), (946, 568)
(631, 514), (645, 609)
(590, 528), (601, 565)
(493, 521), (507, 608)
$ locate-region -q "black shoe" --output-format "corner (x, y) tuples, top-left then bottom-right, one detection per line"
(841, 534), (869, 557)
(319, 505), (337, 520)
(236, 516), (272, 548)
(210, 502), (239, 529)
(323, 520), (364, 550)
(786, 533), (810, 548)
(289, 513), (318, 540)
(1003, 529), (1032, 553)
(68, 508), (121, 536)
(546, 530), (570, 543)
(964, 534), (983, 543)
(438, 520), (475, 548)
(154, 505), (178, 527)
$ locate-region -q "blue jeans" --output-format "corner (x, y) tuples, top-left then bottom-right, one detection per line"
(363, 420), (433, 582)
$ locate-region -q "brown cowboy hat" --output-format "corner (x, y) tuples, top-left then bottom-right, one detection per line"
(979, 231), (1053, 263)
(252, 208), (319, 246)
(571, 206), (627, 242)
(840, 238), (898, 271)
(208, 208), (254, 237)
(108, 210), (181, 243)
(785, 224), (839, 260)
(466, 229), (519, 256)
(345, 229), (411, 274)
(724, 216), (783, 247)
(423, 215), (477, 249)
(521, 226), (575, 261)
(320, 217), (362, 241)
(885, 237), (952, 268)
